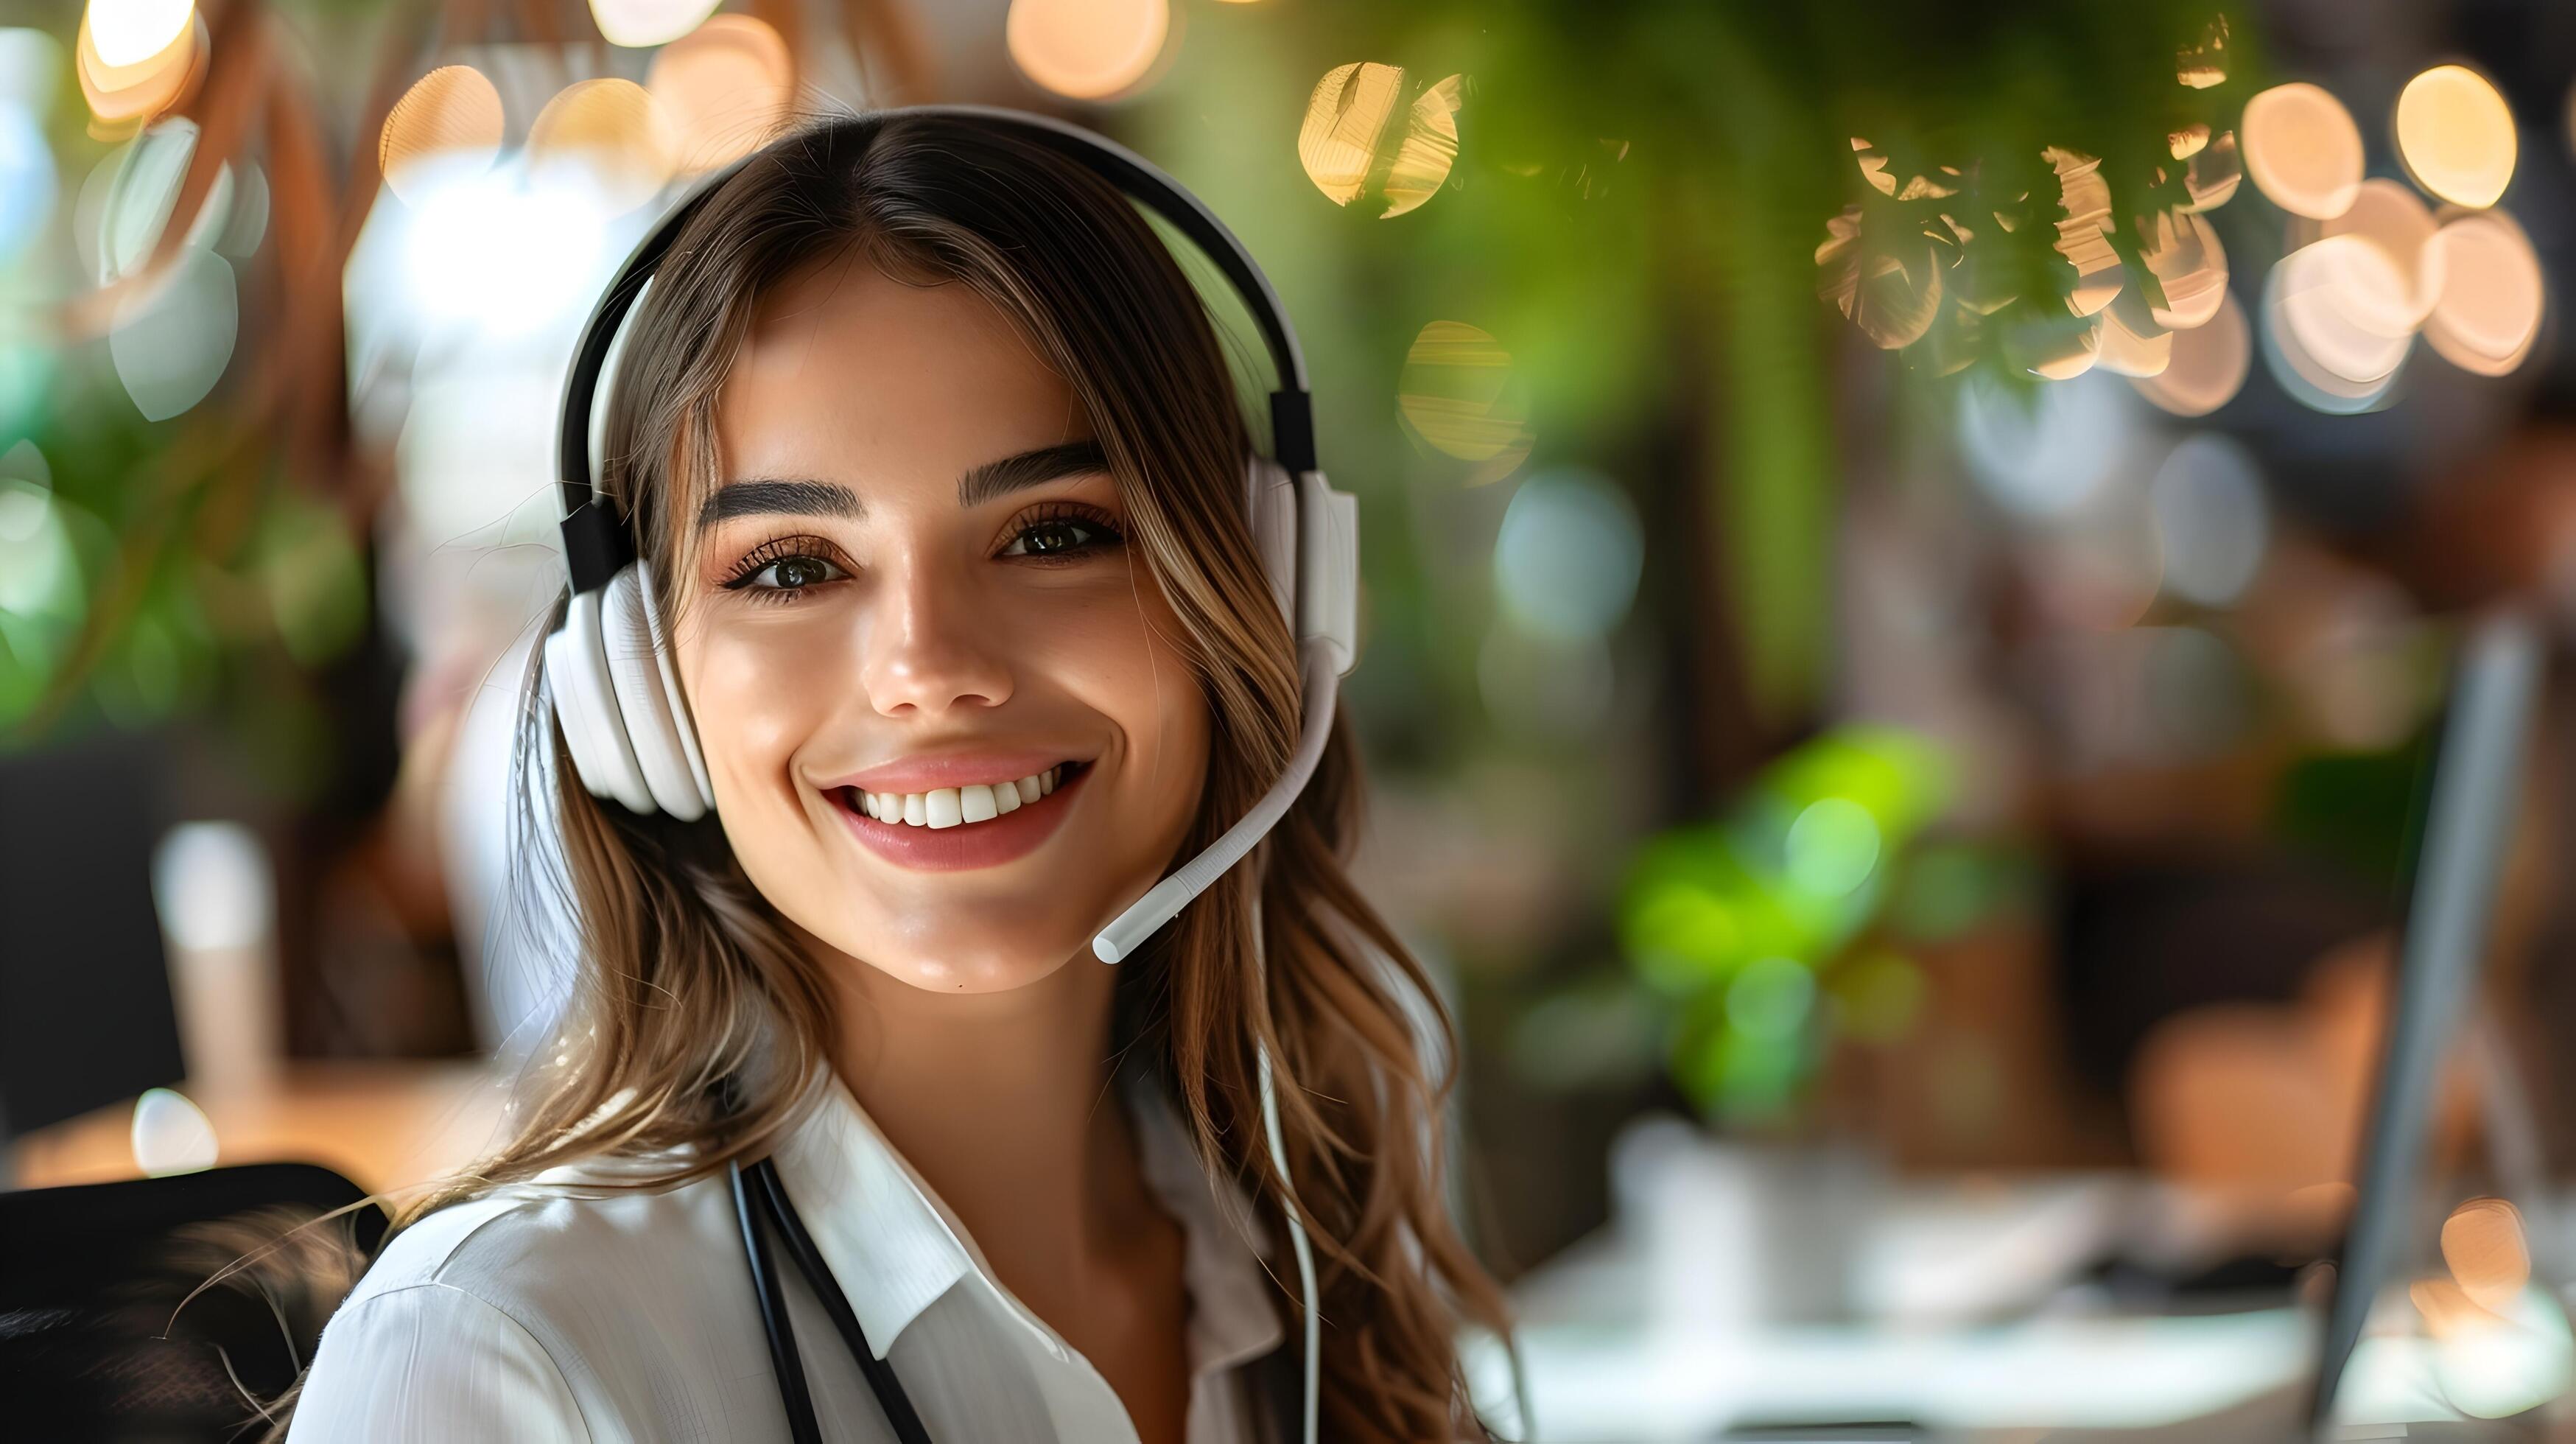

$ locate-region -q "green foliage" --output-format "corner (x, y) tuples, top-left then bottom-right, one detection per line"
(1618, 726), (1956, 1126)
(1145, 0), (2250, 748)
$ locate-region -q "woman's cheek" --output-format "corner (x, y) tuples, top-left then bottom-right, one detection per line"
(687, 618), (837, 812)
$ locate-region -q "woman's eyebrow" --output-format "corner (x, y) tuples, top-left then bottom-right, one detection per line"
(957, 439), (1109, 508)
(695, 478), (863, 531)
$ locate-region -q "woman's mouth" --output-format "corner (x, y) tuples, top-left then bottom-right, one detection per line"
(831, 762), (1089, 871)
(845, 763), (1071, 829)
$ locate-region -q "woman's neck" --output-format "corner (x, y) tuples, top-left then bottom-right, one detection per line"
(818, 938), (1195, 1444)
(821, 940), (1156, 1289)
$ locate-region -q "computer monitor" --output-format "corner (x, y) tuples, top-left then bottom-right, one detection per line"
(0, 731), (186, 1149)
(2307, 607), (2544, 1430)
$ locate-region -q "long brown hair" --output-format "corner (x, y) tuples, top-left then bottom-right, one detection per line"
(419, 112), (1511, 1440)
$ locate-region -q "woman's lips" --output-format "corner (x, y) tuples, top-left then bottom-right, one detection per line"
(831, 765), (1087, 872)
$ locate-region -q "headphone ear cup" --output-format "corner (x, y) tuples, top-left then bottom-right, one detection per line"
(1243, 455), (1297, 637)
(545, 586), (656, 814)
(600, 564), (710, 821)
(636, 560), (715, 813)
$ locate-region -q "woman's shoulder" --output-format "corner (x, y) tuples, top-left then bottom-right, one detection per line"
(292, 1192), (597, 1440)
(348, 1161), (737, 1315)
(292, 1167), (754, 1440)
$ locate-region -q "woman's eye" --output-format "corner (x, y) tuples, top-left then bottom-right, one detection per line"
(731, 553), (847, 592)
(1002, 517), (1117, 558)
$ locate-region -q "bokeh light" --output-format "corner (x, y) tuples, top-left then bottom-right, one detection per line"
(2150, 435), (2269, 607)
(2184, 130), (2242, 212)
(2133, 287), (2250, 416)
(152, 819), (276, 950)
(2319, 178), (2446, 334)
(380, 65), (505, 206)
(109, 244), (236, 420)
(1397, 320), (1533, 473)
(0, 24), (60, 97)
(401, 169), (606, 338)
(1493, 469), (1644, 643)
(0, 97), (55, 264)
(2395, 64), (2516, 210)
(1006, 0), (1168, 103)
(215, 160), (265, 257)
(2143, 208), (2228, 329)
(2176, 15), (2227, 89)
(2425, 208), (2544, 377)
(648, 14), (791, 172)
(2244, 82), (2364, 220)
(1957, 371), (2130, 516)
(2184, 130), (2246, 212)
(0, 474), (80, 617)
(130, 1087), (217, 1176)
(2264, 235), (2412, 412)
(1301, 62), (1395, 206)
(77, 7), (202, 125)
(0, 348), (50, 458)
(1784, 798), (1881, 897)
(96, 119), (231, 284)
(1381, 74), (1463, 219)
(2008, 309), (2105, 380)
(2046, 146), (2123, 316)
(83, 0), (190, 69)
(529, 78), (675, 214)
(588, 0), (723, 50)
(2442, 1198), (2532, 1312)
(1299, 63), (1465, 218)
(2096, 298), (2172, 379)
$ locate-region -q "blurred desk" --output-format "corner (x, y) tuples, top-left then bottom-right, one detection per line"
(1495, 1171), (2574, 1442)
(7, 1059), (508, 1196)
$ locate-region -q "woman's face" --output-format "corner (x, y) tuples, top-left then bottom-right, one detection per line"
(668, 256), (1210, 992)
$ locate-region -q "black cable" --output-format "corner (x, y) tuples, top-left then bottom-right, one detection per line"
(730, 1160), (824, 1444)
(748, 1158), (936, 1444)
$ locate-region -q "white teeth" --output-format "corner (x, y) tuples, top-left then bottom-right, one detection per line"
(860, 768), (1072, 827)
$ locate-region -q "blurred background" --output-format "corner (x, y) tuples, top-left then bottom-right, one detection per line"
(5, 0), (2576, 1437)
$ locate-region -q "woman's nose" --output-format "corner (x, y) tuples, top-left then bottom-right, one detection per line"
(857, 558), (1013, 717)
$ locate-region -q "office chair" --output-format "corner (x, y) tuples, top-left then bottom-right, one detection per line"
(0, 1161), (387, 1443)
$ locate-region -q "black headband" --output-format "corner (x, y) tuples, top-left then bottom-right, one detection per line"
(554, 104), (1316, 595)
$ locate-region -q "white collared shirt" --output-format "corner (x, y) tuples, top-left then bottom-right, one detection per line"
(288, 1070), (1287, 1443)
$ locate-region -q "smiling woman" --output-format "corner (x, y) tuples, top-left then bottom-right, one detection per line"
(280, 111), (1511, 1444)
(676, 255), (1212, 996)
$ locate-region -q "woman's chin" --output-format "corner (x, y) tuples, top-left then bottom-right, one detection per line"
(832, 919), (1103, 996)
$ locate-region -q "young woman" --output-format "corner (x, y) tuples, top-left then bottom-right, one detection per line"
(286, 111), (1510, 1442)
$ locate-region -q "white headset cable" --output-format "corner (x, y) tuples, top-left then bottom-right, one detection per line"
(1256, 981), (1322, 1444)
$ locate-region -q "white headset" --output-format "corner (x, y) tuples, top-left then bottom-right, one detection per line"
(543, 107), (1354, 1443)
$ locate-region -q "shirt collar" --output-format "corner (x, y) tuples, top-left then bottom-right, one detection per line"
(767, 1066), (1284, 1378)
(768, 1070), (977, 1359)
